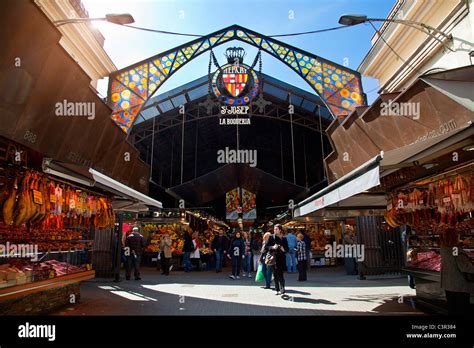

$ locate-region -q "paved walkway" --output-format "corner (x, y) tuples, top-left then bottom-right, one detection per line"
(52, 266), (423, 316)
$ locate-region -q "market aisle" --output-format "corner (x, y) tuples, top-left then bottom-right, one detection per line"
(52, 267), (423, 316)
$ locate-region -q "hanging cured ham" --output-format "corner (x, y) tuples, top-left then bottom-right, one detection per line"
(3, 177), (18, 226)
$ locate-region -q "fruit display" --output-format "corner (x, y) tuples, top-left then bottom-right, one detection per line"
(144, 223), (184, 255)
(306, 222), (341, 252)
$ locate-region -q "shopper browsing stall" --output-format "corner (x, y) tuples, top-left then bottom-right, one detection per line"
(228, 231), (245, 279)
(125, 227), (145, 281)
(160, 233), (172, 275)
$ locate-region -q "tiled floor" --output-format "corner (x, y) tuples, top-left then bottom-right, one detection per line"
(52, 266), (423, 316)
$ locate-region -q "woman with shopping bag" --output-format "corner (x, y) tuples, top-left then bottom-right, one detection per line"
(257, 232), (274, 289)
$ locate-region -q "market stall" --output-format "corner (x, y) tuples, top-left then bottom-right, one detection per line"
(283, 220), (345, 267)
(384, 163), (474, 307)
(0, 159), (115, 314)
(137, 209), (228, 270)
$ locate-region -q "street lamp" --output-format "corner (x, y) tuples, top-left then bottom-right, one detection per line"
(53, 13), (134, 27)
(338, 14), (454, 51)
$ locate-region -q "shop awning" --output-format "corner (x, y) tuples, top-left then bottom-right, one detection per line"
(294, 152), (384, 217)
(89, 168), (162, 209)
(42, 159), (163, 210)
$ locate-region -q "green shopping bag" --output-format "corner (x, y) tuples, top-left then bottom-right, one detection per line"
(255, 263), (264, 282)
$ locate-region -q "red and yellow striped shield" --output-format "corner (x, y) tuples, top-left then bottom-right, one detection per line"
(222, 73), (248, 97)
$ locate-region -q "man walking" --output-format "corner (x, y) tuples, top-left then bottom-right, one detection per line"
(212, 230), (229, 273)
(182, 228), (194, 272)
(285, 230), (297, 273)
(125, 227), (145, 281)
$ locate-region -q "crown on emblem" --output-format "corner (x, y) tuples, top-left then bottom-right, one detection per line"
(224, 47), (246, 64)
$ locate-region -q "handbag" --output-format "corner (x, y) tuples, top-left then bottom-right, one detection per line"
(265, 252), (276, 266)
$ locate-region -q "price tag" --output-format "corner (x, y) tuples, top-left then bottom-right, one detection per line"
(50, 194), (56, 203)
(33, 190), (43, 204)
(443, 197), (451, 203)
(451, 194), (461, 199)
(49, 271), (55, 279)
(418, 200), (424, 205)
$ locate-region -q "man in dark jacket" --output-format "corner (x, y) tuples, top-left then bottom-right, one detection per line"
(125, 227), (145, 280)
(272, 224), (288, 294)
(212, 230), (229, 273)
(228, 231), (245, 279)
(302, 230), (312, 268)
(182, 229), (194, 272)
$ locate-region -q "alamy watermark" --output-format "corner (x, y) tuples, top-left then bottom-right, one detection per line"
(325, 242), (365, 262)
(18, 322), (55, 342)
(0, 242), (39, 261)
(217, 147), (257, 167)
(55, 99), (95, 120)
(380, 100), (420, 120)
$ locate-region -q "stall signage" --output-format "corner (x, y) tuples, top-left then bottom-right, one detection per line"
(314, 197), (325, 209)
(33, 190), (43, 205)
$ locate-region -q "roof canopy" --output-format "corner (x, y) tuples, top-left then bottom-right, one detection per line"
(107, 25), (365, 133)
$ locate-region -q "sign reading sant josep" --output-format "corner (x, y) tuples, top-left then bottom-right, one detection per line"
(212, 47), (259, 125)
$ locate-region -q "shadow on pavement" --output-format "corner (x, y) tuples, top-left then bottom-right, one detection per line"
(281, 294), (336, 305)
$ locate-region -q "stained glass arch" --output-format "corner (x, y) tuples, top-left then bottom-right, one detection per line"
(107, 24), (366, 133)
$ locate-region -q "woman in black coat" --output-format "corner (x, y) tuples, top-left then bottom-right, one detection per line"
(272, 224), (288, 295)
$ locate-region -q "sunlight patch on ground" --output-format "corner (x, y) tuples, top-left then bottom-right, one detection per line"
(141, 283), (417, 313)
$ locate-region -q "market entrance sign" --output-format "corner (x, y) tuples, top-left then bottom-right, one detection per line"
(107, 25), (365, 133)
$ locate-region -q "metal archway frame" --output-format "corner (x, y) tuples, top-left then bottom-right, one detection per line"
(108, 24), (366, 133)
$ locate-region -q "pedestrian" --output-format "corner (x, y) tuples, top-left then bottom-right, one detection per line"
(159, 233), (172, 275)
(125, 227), (145, 281)
(242, 232), (252, 278)
(260, 232), (274, 289)
(296, 233), (307, 281)
(212, 230), (229, 273)
(190, 232), (201, 271)
(228, 231), (245, 279)
(302, 229), (312, 269)
(439, 226), (474, 316)
(251, 233), (262, 273)
(272, 224), (288, 295)
(182, 227), (194, 272)
(285, 230), (297, 273)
